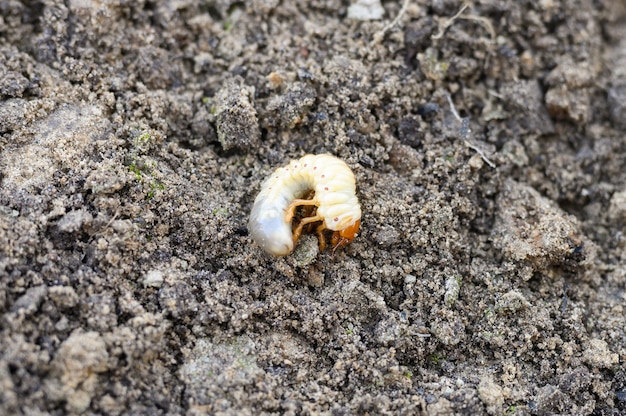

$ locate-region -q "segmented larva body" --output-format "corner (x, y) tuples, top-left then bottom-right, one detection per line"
(249, 154), (361, 256)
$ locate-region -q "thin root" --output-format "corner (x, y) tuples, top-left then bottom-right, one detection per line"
(371, 0), (411, 46)
(446, 93), (496, 168)
(432, 2), (495, 41)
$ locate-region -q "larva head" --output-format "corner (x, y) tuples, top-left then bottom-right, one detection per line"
(339, 219), (360, 242)
(331, 219), (360, 254)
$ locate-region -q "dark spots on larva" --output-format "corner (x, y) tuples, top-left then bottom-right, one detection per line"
(324, 186), (329, 191)
(321, 174), (325, 178)
(304, 163), (308, 167)
(334, 217), (339, 222)
(313, 166), (318, 170)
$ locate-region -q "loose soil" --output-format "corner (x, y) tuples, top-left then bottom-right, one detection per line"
(1, 1), (625, 415)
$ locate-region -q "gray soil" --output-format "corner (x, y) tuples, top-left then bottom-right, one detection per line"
(1, 1), (625, 415)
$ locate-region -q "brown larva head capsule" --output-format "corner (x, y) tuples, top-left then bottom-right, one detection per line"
(331, 219), (360, 254)
(340, 219), (360, 242)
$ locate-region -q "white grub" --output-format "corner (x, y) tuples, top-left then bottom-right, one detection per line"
(249, 154), (361, 256)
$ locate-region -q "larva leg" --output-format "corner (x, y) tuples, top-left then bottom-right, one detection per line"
(316, 223), (328, 251)
(331, 231), (348, 256)
(285, 198), (319, 223)
(292, 214), (322, 244)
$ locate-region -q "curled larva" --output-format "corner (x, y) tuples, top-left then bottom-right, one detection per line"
(249, 154), (361, 256)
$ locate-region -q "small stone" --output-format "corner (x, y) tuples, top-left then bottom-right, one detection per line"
(347, 0), (385, 20)
(492, 179), (587, 277)
(545, 86), (590, 124)
(214, 77), (261, 151)
(443, 275), (461, 308)
(291, 235), (319, 268)
(57, 209), (93, 233)
(374, 225), (400, 247)
(46, 330), (109, 413)
(495, 290), (530, 314)
(478, 377), (504, 415)
(143, 270), (164, 288)
(583, 339), (618, 368)
(49, 286), (79, 309)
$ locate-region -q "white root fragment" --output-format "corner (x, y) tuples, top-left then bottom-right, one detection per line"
(446, 94), (496, 168)
(432, 2), (495, 41)
(370, 0), (411, 45)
